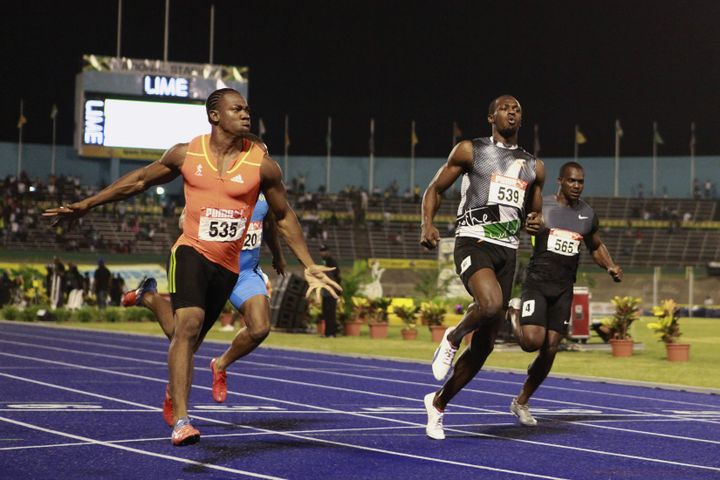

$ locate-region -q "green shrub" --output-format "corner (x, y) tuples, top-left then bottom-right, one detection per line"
(53, 308), (73, 322)
(2, 305), (20, 321)
(19, 305), (42, 322)
(102, 307), (124, 323)
(124, 307), (154, 322)
(73, 308), (95, 323)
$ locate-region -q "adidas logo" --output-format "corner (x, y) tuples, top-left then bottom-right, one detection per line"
(230, 174), (245, 184)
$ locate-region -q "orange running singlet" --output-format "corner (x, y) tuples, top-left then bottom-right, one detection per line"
(173, 134), (262, 273)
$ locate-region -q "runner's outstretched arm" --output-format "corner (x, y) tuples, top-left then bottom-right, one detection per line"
(586, 230), (623, 282)
(43, 144), (186, 226)
(259, 152), (341, 300)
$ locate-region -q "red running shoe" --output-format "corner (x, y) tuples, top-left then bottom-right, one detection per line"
(171, 421), (200, 446)
(162, 385), (174, 427)
(121, 277), (157, 307)
(210, 358), (227, 403)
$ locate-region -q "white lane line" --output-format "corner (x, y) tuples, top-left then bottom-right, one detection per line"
(7, 324), (720, 402)
(1, 353), (719, 474)
(5, 333), (720, 416)
(5, 333), (720, 429)
(0, 360), (568, 479)
(3, 338), (720, 439)
(0, 416), (285, 479)
(0, 424), (477, 452)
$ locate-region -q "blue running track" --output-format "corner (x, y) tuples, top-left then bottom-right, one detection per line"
(1, 321), (719, 479)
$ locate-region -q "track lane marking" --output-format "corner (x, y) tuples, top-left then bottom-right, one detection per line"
(1, 351), (719, 474)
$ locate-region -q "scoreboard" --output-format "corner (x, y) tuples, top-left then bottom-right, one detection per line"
(75, 54), (248, 160)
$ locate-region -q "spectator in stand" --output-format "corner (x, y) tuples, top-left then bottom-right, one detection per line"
(94, 259), (111, 309)
(0, 271), (11, 307)
(705, 180), (713, 199)
(66, 263), (84, 310)
(110, 274), (125, 306)
(693, 178), (701, 199)
(47, 256), (66, 309)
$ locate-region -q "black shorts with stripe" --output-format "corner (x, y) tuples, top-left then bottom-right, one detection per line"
(519, 278), (574, 333)
(453, 237), (517, 306)
(167, 245), (238, 329)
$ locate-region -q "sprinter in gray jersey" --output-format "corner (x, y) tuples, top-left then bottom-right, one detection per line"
(508, 162), (622, 427)
(420, 95), (545, 440)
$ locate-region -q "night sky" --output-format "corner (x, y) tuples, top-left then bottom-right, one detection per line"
(2, 0), (719, 159)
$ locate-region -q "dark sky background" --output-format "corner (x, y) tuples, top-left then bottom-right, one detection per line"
(2, 0), (719, 159)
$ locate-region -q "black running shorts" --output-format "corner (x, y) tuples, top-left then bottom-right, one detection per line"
(453, 237), (517, 306)
(167, 245), (238, 328)
(519, 280), (574, 333)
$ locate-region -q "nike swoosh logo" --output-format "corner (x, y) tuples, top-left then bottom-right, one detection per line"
(578, 215), (589, 220)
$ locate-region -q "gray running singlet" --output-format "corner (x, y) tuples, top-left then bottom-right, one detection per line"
(526, 195), (599, 284)
(455, 137), (537, 248)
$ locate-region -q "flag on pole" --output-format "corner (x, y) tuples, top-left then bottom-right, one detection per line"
(653, 122), (664, 145)
(615, 119), (624, 138)
(283, 115), (290, 149)
(533, 124), (540, 157)
(575, 127), (587, 145)
(369, 118), (375, 155)
(690, 122), (696, 151)
(258, 118), (266, 138)
(17, 113), (27, 129)
(50, 104), (58, 120)
(326, 116), (332, 151)
(452, 121), (462, 146)
(411, 121), (419, 146)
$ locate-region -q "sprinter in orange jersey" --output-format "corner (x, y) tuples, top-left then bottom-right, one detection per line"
(44, 88), (341, 447)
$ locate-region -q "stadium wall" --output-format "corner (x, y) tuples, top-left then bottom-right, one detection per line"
(2, 141), (717, 198)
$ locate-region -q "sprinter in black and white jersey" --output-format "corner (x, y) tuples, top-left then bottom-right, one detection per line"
(420, 95), (545, 440)
(508, 161), (622, 427)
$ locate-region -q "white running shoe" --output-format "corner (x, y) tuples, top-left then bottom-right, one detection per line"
(219, 324), (235, 332)
(424, 392), (445, 440)
(510, 398), (538, 426)
(431, 327), (458, 381)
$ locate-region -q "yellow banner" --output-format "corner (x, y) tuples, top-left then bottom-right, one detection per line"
(367, 258), (437, 269)
(0, 262), (168, 293)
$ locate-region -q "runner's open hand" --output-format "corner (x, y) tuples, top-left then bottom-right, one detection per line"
(304, 264), (342, 303)
(420, 224), (440, 250)
(272, 256), (287, 276)
(607, 265), (623, 282)
(42, 200), (91, 229)
(525, 212), (543, 235)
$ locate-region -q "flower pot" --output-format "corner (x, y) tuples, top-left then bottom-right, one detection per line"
(666, 343), (690, 362)
(609, 338), (634, 357)
(316, 319), (326, 336)
(429, 325), (448, 343)
(401, 328), (418, 340)
(343, 320), (363, 337)
(369, 323), (389, 339)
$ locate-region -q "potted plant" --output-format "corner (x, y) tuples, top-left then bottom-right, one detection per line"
(393, 304), (419, 340)
(343, 297), (368, 336)
(648, 299), (690, 362)
(308, 301), (324, 336)
(368, 297), (392, 339)
(602, 296), (641, 357)
(338, 262), (370, 336)
(419, 299), (448, 342)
